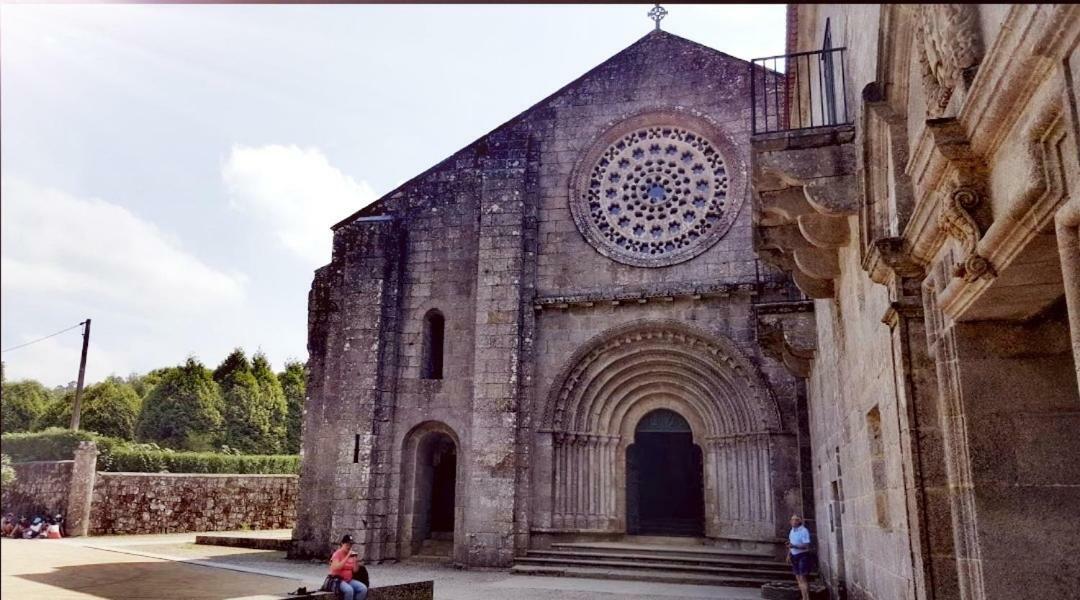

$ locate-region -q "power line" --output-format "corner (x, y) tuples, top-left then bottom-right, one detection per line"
(1, 321), (85, 354)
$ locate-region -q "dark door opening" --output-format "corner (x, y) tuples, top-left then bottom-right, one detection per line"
(429, 442), (456, 535)
(412, 432), (456, 555)
(626, 409), (704, 537)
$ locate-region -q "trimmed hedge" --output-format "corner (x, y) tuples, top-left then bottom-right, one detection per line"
(0, 428), (116, 462)
(105, 449), (298, 474)
(0, 429), (298, 474)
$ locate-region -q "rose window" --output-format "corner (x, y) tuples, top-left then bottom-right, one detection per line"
(571, 124), (734, 267)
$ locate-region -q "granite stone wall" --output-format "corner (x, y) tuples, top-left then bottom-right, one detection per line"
(1, 460), (74, 518)
(89, 473), (297, 535)
(2, 458), (298, 536)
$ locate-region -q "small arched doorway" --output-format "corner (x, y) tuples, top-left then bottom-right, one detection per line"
(405, 429), (458, 556)
(626, 409), (704, 536)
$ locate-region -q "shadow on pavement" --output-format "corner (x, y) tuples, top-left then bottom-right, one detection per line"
(16, 558), (298, 599)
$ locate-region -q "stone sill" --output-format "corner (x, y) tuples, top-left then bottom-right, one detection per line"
(750, 124), (856, 151)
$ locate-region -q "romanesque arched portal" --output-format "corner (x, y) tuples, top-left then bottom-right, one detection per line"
(540, 321), (782, 539)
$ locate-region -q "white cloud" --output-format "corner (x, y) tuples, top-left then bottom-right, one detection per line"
(221, 144), (376, 265)
(0, 176), (248, 385)
(0, 177), (245, 313)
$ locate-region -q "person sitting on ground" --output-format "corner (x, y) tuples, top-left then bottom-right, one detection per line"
(1, 513), (15, 537)
(46, 515), (62, 539)
(10, 517), (27, 539)
(52, 513), (66, 538)
(786, 514), (814, 600)
(25, 516), (45, 539)
(329, 534), (368, 600)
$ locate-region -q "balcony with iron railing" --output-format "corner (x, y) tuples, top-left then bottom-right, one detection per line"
(750, 47), (853, 135)
(747, 47), (858, 303)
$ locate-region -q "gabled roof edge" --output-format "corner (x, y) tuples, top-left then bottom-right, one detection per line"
(333, 29), (762, 231)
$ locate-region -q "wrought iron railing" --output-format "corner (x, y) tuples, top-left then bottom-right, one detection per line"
(750, 47), (851, 134)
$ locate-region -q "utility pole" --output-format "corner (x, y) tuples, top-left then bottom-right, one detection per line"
(70, 319), (91, 431)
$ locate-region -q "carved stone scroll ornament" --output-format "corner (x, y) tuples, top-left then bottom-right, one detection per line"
(938, 186), (996, 283)
(916, 4), (983, 117)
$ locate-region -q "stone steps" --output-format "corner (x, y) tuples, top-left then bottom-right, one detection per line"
(194, 533), (291, 551)
(529, 549), (787, 569)
(408, 537), (452, 563)
(515, 555), (790, 579)
(551, 540), (776, 559)
(510, 564), (785, 588)
(512, 539), (793, 588)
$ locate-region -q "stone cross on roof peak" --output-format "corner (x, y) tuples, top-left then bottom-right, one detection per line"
(648, 3), (668, 32)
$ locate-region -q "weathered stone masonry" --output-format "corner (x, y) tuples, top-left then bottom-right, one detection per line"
(293, 30), (813, 567)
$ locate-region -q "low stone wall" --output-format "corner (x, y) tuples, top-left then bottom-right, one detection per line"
(90, 472), (298, 535)
(1, 460), (74, 518)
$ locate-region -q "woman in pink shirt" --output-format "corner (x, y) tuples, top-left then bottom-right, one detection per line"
(329, 534), (368, 600)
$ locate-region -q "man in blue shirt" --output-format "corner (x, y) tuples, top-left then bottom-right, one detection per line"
(787, 514), (813, 600)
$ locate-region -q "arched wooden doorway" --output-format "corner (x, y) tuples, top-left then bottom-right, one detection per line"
(626, 409), (704, 536)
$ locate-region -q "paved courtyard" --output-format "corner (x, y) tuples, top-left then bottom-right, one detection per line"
(1, 531), (762, 600)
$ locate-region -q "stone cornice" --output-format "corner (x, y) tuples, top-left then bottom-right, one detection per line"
(959, 5), (1080, 161)
(532, 279), (787, 310)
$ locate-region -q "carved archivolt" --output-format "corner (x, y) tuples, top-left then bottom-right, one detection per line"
(915, 4), (983, 117)
(539, 320), (780, 536)
(542, 320), (781, 435)
(938, 186), (996, 282)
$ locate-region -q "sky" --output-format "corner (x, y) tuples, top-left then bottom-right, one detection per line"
(0, 3), (786, 387)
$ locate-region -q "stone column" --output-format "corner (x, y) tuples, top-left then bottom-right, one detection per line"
(465, 137), (532, 567)
(66, 441), (98, 537)
(1055, 198), (1080, 390)
(533, 431), (554, 529)
(884, 298), (959, 600)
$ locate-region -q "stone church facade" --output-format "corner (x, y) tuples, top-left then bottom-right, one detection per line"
(292, 31), (812, 567)
(753, 5), (1080, 600)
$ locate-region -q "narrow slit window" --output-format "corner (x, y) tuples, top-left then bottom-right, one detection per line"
(353, 434), (361, 463)
(421, 310), (445, 380)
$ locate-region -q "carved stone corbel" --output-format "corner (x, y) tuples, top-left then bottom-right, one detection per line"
(752, 127), (858, 299)
(938, 186), (996, 282)
(756, 303), (817, 378)
(863, 236), (925, 287)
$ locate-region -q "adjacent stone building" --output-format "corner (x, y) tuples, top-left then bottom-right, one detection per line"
(751, 4), (1080, 600)
(292, 30), (813, 568)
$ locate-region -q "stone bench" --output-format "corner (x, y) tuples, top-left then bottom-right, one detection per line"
(282, 581), (434, 600)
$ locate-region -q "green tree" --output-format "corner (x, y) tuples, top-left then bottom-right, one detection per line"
(35, 377), (141, 439)
(1, 380), (51, 433)
(1, 454), (15, 487)
(252, 352), (288, 454)
(214, 349), (272, 454)
(127, 368), (170, 399)
(136, 358), (223, 451)
(279, 360), (307, 453)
